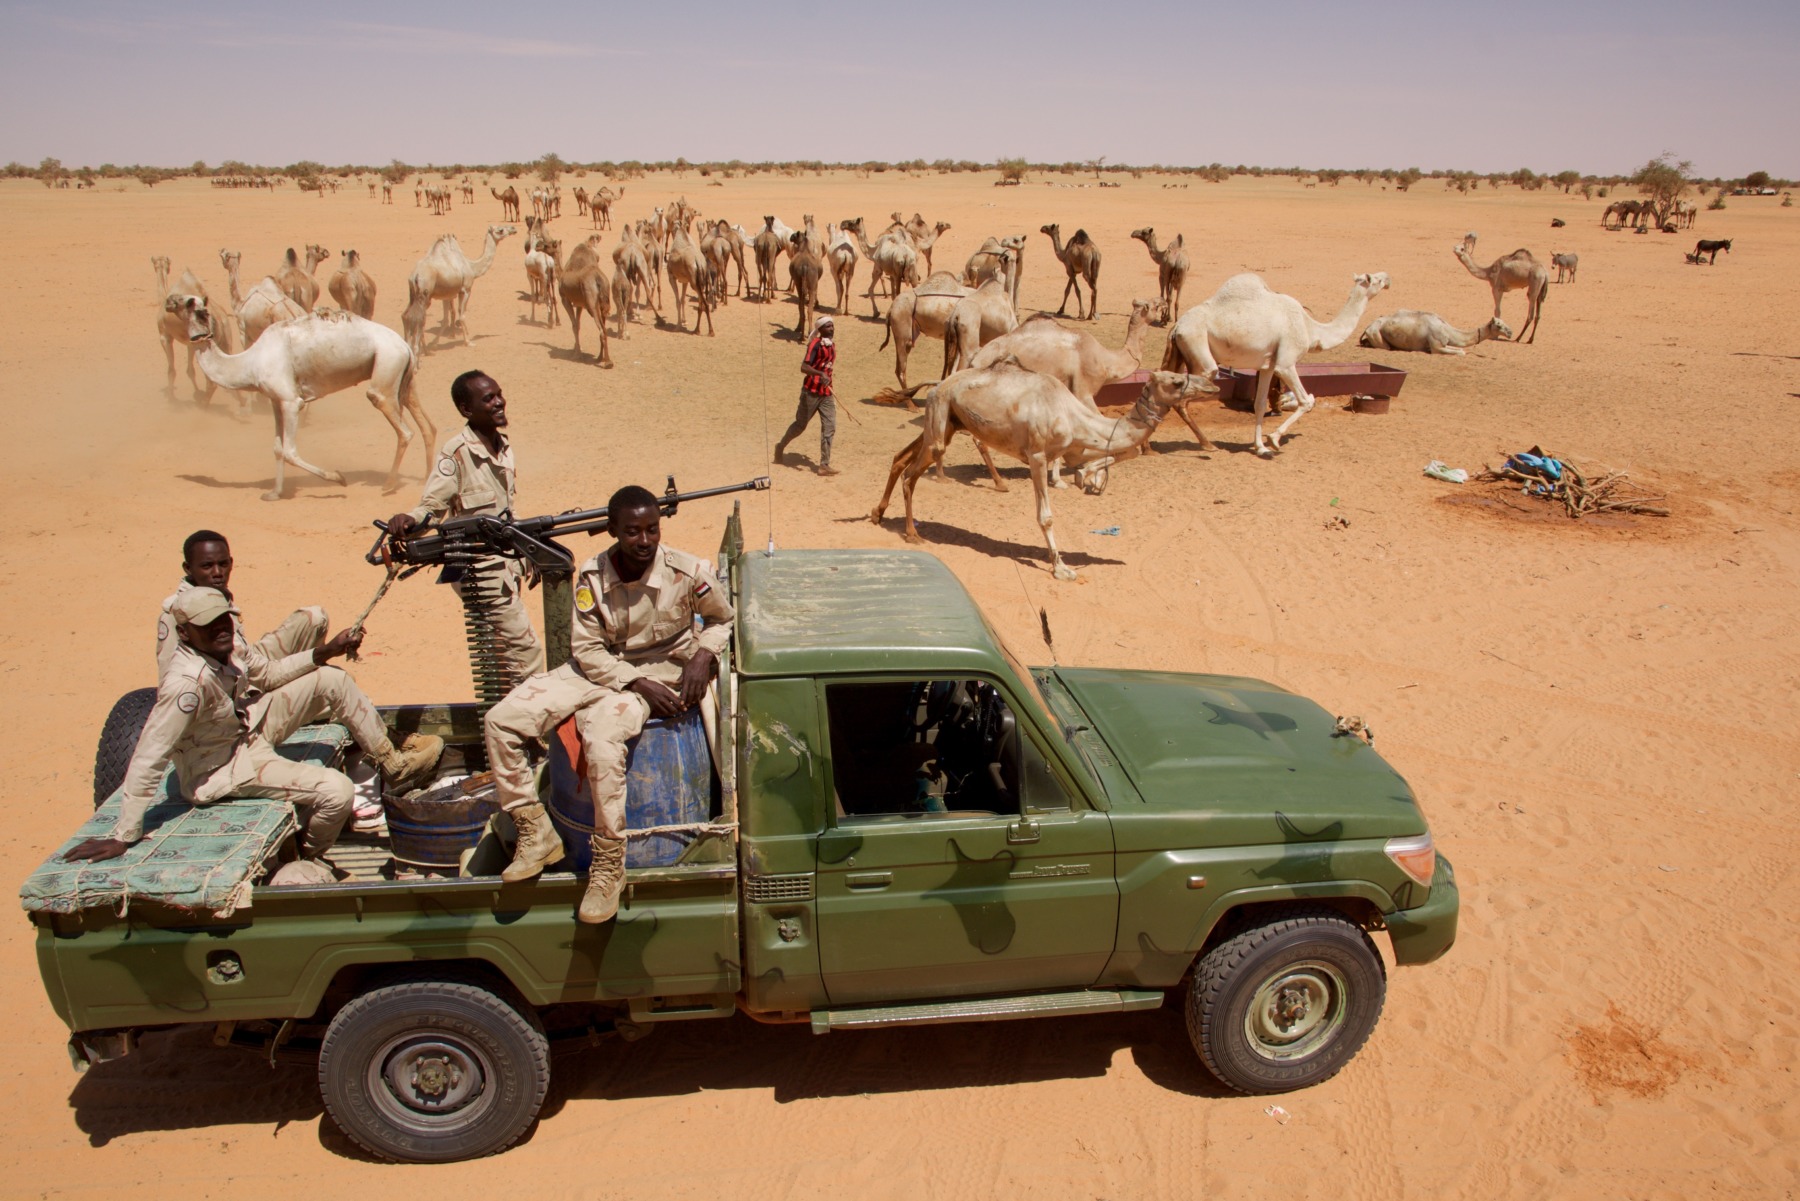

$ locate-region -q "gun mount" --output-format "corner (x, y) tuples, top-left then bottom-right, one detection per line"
(366, 475), (768, 697)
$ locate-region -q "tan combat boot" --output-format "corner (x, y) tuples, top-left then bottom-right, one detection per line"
(578, 836), (627, 924)
(372, 733), (444, 795)
(501, 802), (564, 883)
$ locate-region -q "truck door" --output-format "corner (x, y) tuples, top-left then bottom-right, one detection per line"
(814, 677), (1117, 1006)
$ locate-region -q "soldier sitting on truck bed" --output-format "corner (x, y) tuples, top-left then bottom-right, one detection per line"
(158, 529), (330, 683)
(484, 484), (734, 925)
(66, 587), (444, 866)
(383, 370), (542, 689)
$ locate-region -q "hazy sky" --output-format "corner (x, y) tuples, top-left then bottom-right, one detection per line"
(3, 0), (1795, 177)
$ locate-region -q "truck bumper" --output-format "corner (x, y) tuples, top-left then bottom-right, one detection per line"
(1387, 852), (1458, 966)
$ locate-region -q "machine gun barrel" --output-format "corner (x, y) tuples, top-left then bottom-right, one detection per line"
(365, 475), (770, 571)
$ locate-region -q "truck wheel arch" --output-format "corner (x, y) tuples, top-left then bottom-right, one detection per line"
(1185, 886), (1391, 968)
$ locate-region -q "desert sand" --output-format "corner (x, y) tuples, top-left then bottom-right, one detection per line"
(1, 170), (1796, 1200)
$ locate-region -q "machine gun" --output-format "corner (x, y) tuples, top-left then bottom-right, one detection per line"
(364, 475), (769, 704)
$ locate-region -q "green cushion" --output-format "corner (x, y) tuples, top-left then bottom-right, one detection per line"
(19, 723), (353, 918)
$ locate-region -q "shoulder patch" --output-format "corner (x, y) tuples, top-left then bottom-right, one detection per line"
(157, 617), (170, 642)
(176, 691), (200, 713)
(574, 585), (596, 613)
(437, 456), (456, 476)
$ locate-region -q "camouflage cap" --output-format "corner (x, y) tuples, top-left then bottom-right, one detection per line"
(171, 587), (233, 627)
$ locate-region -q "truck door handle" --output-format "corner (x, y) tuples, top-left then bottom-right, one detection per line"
(1007, 817), (1041, 844)
(845, 871), (893, 890)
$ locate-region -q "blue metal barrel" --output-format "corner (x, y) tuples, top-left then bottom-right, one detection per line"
(543, 708), (713, 870)
(386, 777), (501, 867)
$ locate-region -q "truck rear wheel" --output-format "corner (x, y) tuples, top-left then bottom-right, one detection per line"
(318, 980), (550, 1163)
(93, 688), (158, 808)
(1186, 908), (1386, 1094)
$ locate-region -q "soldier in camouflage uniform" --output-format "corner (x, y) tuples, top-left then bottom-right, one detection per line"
(386, 370), (542, 687)
(484, 485), (734, 924)
(157, 530), (329, 684)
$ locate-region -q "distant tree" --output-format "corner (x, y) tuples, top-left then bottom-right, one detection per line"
(997, 157), (1027, 183)
(537, 152), (565, 182)
(190, 159), (208, 177)
(1631, 153), (1693, 225)
(38, 156), (62, 187)
(1743, 170), (1770, 190)
(1395, 167), (1422, 192)
(1087, 155), (1106, 180)
(1553, 170), (1581, 193)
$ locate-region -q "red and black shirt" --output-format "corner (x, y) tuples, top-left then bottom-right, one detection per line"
(802, 335), (835, 396)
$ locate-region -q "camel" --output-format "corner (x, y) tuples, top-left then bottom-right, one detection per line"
(611, 226), (655, 328)
(558, 237), (614, 366)
(963, 234), (1027, 310)
(382, 182), (393, 204)
(901, 218), (953, 273)
(491, 186), (521, 222)
(1042, 225), (1101, 320)
(870, 365), (1213, 580)
(752, 217), (784, 302)
(154, 258), (222, 400)
(590, 185), (622, 230)
(523, 236), (561, 328)
(1162, 271), (1392, 456)
(401, 224), (516, 354)
(701, 221), (743, 303)
(1551, 252), (1579, 283)
(168, 296), (430, 500)
(1453, 233), (1548, 343)
(664, 221), (715, 336)
(941, 265), (1019, 376)
(826, 223), (858, 314)
(1602, 199), (1652, 229)
(277, 244), (329, 311)
(1359, 310), (1513, 354)
(788, 233), (823, 337)
(1130, 228), (1188, 323)
(875, 271), (973, 393)
(327, 249), (378, 319)
(845, 217), (919, 316)
(633, 219), (667, 311)
(221, 249), (305, 348)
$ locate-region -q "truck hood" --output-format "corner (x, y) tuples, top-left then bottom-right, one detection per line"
(1052, 668), (1425, 843)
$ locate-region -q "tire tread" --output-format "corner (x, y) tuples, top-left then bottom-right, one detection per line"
(93, 687), (159, 808)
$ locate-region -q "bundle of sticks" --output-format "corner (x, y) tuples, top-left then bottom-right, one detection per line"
(1479, 453), (1670, 518)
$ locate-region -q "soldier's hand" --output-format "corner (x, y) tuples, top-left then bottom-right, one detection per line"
(65, 837), (130, 863)
(385, 513), (416, 540)
(678, 650), (716, 709)
(628, 677), (684, 718)
(314, 628), (365, 665)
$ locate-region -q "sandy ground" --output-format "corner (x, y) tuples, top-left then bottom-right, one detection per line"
(1, 170), (1797, 1200)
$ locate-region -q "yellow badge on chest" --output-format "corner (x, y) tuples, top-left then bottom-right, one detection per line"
(574, 585), (596, 613)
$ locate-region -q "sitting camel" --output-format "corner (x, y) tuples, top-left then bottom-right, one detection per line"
(1359, 310), (1513, 354)
(1453, 233), (1548, 343)
(1162, 271), (1392, 456)
(168, 297), (430, 500)
(870, 365), (1213, 580)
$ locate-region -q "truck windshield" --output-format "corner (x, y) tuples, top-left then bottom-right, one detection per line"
(986, 621), (1057, 729)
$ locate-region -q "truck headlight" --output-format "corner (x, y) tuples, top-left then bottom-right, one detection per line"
(1385, 833), (1436, 887)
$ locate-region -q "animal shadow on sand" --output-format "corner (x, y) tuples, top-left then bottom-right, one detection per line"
(860, 516), (1125, 574)
(176, 469), (394, 495)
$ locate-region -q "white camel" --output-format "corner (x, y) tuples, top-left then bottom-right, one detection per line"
(154, 257), (222, 401)
(1162, 271), (1391, 456)
(402, 224), (516, 354)
(221, 248), (307, 348)
(870, 365), (1213, 580)
(168, 296), (432, 500)
(1359, 310), (1512, 355)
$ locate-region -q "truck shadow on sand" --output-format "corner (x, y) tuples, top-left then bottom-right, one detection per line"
(66, 1008), (1234, 1159)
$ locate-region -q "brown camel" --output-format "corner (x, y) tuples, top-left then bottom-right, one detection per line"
(558, 237), (614, 366)
(1130, 228), (1188, 323)
(278, 244), (329, 311)
(1042, 224), (1101, 320)
(874, 272), (973, 394)
(491, 186), (521, 222)
(870, 365), (1213, 580)
(788, 233), (823, 337)
(664, 220), (715, 336)
(327, 249), (378, 320)
(941, 265), (1019, 376)
(752, 217), (783, 302)
(1452, 233), (1548, 343)
(826, 223), (858, 314)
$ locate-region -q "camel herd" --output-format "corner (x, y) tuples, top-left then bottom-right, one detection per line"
(150, 181), (1593, 578)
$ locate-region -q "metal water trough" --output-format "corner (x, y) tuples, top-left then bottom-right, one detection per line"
(1094, 363), (1408, 411)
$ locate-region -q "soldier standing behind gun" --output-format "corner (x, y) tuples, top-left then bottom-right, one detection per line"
(385, 370), (542, 686)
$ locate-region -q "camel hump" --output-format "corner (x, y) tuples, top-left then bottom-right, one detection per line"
(1070, 229), (1092, 245)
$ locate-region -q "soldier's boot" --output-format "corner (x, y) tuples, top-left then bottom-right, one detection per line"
(372, 733), (444, 795)
(501, 802), (564, 883)
(578, 836), (627, 924)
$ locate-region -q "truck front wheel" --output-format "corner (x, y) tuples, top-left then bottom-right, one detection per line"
(318, 980), (550, 1163)
(1186, 909), (1386, 1094)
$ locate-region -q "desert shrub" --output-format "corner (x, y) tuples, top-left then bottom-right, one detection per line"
(997, 157), (1027, 183)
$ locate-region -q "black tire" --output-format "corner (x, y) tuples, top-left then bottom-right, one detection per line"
(1187, 908), (1387, 1094)
(93, 688), (159, 808)
(318, 980), (550, 1163)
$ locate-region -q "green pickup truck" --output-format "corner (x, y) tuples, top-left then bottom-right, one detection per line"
(25, 508), (1456, 1164)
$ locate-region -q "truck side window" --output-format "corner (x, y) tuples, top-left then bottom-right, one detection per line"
(825, 680), (1065, 820)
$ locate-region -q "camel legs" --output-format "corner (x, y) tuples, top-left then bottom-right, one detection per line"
(594, 307), (615, 364)
(1028, 457), (1076, 581)
(930, 432), (1007, 491)
(363, 380), (417, 495)
(1083, 271), (1098, 321)
(265, 395), (345, 502)
(1056, 274), (1078, 317)
(161, 333), (179, 398)
(1264, 367), (1316, 454)
(566, 303), (584, 356)
(872, 434), (926, 528)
